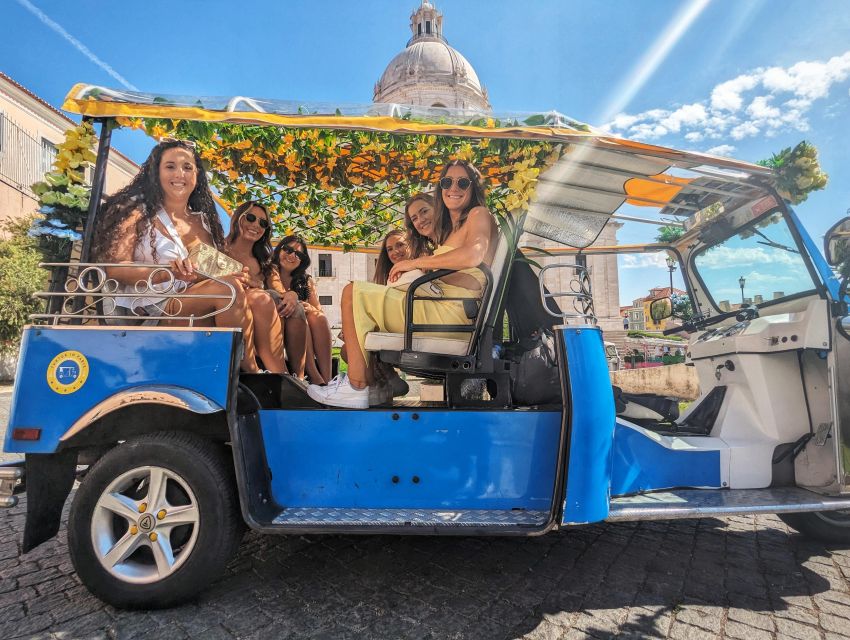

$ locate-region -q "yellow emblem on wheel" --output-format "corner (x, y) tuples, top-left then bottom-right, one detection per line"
(46, 350), (89, 394)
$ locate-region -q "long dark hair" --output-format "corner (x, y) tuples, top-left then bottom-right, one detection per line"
(373, 229), (408, 285)
(432, 160), (487, 244)
(403, 192), (436, 259)
(273, 235), (311, 301)
(227, 201), (273, 278)
(93, 139), (224, 261)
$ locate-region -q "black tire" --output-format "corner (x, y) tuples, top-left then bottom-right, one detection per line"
(68, 431), (244, 609)
(779, 510), (850, 544)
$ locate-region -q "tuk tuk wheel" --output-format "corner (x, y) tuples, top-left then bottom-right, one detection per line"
(779, 510), (850, 543)
(68, 431), (244, 609)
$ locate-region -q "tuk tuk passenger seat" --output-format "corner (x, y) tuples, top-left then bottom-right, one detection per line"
(364, 230), (514, 405)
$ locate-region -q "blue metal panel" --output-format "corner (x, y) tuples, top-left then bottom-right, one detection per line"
(259, 409), (560, 510)
(610, 421), (722, 496)
(560, 327), (616, 524)
(788, 208), (842, 300)
(4, 327), (235, 454)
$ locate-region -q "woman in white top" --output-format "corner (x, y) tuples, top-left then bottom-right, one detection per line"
(92, 139), (261, 372)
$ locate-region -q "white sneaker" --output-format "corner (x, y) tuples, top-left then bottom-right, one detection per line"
(307, 374), (369, 409)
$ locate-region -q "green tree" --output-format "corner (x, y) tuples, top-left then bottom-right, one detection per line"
(655, 225), (684, 243)
(0, 216), (48, 350)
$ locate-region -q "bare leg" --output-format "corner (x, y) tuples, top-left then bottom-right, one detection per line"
(341, 282), (368, 388)
(303, 324), (326, 384)
(306, 310), (333, 382)
(247, 289), (286, 373)
(282, 305), (308, 379)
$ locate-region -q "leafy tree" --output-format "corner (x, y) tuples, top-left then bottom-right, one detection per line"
(655, 225), (684, 243)
(672, 293), (694, 321)
(0, 216), (48, 351)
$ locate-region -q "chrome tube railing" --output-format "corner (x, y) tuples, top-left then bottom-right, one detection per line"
(30, 263), (237, 326)
(538, 263), (596, 325)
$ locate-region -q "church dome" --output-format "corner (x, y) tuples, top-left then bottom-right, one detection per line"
(373, 2), (490, 112)
(377, 40), (484, 99)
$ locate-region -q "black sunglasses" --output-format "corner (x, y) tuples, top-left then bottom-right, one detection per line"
(439, 176), (472, 191)
(243, 212), (269, 229)
(280, 245), (307, 260)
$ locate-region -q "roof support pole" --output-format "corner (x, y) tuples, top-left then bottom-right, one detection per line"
(80, 117), (113, 262)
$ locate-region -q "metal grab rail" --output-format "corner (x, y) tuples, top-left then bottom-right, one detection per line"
(403, 264), (493, 352)
(30, 262), (238, 326)
(538, 263), (596, 325)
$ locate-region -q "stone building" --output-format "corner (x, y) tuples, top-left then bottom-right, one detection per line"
(0, 72), (137, 227)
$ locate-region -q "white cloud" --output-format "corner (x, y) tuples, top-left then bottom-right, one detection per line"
(604, 51), (850, 145)
(705, 144), (736, 156)
(620, 253), (669, 270)
(696, 246), (800, 269)
(711, 73), (761, 111)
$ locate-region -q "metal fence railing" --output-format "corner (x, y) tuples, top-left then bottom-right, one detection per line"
(0, 114), (56, 197)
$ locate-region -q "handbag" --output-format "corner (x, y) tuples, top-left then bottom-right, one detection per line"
(186, 240), (244, 278)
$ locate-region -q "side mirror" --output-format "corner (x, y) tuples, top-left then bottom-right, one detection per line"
(650, 297), (673, 323)
(824, 216), (850, 267)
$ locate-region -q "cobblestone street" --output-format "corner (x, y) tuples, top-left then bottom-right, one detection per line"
(3, 387), (850, 639)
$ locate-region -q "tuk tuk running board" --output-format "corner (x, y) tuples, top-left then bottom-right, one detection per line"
(607, 487), (850, 522)
(271, 507), (549, 528)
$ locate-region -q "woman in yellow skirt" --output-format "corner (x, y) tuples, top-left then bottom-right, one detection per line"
(307, 160), (499, 408)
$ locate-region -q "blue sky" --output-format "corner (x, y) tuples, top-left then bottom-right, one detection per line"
(3, 0), (849, 305)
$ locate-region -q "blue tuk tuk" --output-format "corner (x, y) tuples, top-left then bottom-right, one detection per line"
(2, 85), (849, 608)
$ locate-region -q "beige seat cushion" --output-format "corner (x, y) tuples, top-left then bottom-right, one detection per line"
(364, 332), (469, 355)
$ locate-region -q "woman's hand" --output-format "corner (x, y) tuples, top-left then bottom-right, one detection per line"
(301, 301), (317, 314)
(234, 266), (263, 289)
(388, 259), (418, 284)
(277, 290), (300, 318)
(169, 258), (199, 283)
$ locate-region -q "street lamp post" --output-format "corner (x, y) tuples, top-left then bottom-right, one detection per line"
(665, 256), (677, 294)
(739, 276), (746, 305)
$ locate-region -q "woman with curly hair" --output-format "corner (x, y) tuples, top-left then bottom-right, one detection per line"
(223, 201), (287, 373)
(308, 160), (498, 408)
(272, 235), (333, 384)
(93, 139), (261, 372)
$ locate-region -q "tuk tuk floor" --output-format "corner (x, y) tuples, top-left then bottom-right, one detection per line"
(3, 397), (850, 639)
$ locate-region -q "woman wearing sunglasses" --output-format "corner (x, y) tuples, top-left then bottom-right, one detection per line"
(308, 160), (498, 408)
(272, 236), (333, 384)
(92, 139), (262, 373)
(223, 201), (287, 373)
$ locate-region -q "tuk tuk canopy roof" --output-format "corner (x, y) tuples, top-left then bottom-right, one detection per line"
(63, 84), (776, 250)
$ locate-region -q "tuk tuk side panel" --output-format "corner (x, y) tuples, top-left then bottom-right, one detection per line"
(560, 327), (617, 525)
(4, 326), (236, 454)
(610, 421), (723, 496)
(259, 409), (561, 510)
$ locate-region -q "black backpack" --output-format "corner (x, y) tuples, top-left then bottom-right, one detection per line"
(504, 258), (562, 405)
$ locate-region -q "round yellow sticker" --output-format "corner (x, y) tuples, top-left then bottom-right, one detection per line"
(46, 350), (89, 394)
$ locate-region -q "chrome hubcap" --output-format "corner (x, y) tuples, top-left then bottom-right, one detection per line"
(91, 466), (200, 584)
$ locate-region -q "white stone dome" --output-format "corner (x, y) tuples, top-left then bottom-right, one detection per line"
(378, 39), (484, 97)
(373, 2), (490, 112)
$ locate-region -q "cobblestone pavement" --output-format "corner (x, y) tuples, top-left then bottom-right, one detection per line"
(4, 390), (850, 639)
